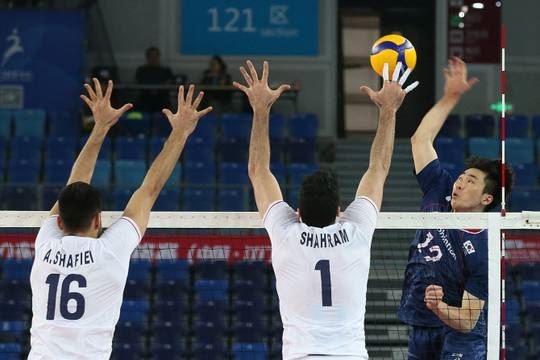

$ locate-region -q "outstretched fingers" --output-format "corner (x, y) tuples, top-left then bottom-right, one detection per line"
(192, 91), (204, 109)
(239, 66), (253, 86)
(232, 81), (249, 93)
(104, 80), (113, 100)
(177, 85), (185, 108)
(185, 84), (195, 106)
(276, 84), (291, 96)
(162, 108), (174, 120)
(398, 68), (412, 86)
(246, 60), (259, 82)
(92, 78), (103, 98)
(382, 63), (390, 82)
(261, 61), (269, 83)
(80, 94), (92, 108)
(198, 106), (213, 118)
(392, 62), (402, 82)
(84, 83), (97, 101)
(404, 81), (420, 94)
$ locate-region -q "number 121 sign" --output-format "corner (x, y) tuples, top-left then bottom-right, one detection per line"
(180, 0), (319, 56)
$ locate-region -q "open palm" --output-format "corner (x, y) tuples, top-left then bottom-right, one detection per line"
(81, 78), (132, 129)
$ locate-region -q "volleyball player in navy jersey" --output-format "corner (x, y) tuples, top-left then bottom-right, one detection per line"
(398, 57), (514, 360)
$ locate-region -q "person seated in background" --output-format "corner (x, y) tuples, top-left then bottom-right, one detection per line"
(201, 55), (231, 86)
(135, 46), (174, 112)
(200, 55), (232, 113)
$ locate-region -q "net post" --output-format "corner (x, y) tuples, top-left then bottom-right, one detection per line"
(488, 213), (502, 360)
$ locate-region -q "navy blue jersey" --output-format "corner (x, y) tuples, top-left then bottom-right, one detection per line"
(398, 159), (488, 342)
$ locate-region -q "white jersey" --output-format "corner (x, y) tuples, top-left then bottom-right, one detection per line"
(28, 216), (142, 360)
(264, 197), (378, 360)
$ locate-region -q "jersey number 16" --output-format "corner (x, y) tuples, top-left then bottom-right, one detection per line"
(45, 274), (87, 320)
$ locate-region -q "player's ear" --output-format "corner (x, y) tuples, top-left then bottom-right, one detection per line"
(481, 193), (493, 207)
(336, 206), (341, 217)
(93, 212), (101, 230)
(57, 216), (65, 231)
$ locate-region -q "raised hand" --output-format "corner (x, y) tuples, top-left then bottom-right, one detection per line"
(233, 60), (290, 112)
(360, 62), (419, 112)
(444, 57), (479, 97)
(162, 84), (213, 136)
(81, 78), (133, 130)
(424, 285), (445, 311)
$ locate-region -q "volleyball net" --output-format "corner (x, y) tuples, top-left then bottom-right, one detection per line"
(0, 211), (537, 359)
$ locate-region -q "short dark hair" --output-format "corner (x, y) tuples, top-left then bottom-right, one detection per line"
(145, 46), (160, 57)
(211, 55), (227, 73)
(299, 171), (340, 227)
(58, 182), (102, 232)
(464, 157), (514, 212)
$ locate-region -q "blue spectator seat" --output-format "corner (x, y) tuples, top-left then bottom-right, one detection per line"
(13, 109), (46, 138)
(7, 159), (39, 183)
(2, 259), (32, 280)
(270, 163), (286, 184)
(521, 281), (540, 302)
(0, 110), (12, 138)
(128, 260), (151, 280)
(41, 183), (64, 210)
(468, 137), (499, 158)
(0, 280), (30, 302)
(234, 261), (267, 285)
(269, 113), (286, 140)
(0, 301), (28, 322)
(44, 159), (71, 183)
(219, 138), (248, 162)
(513, 163), (538, 187)
(119, 300), (150, 323)
(435, 137), (465, 168)
(465, 114), (495, 137)
(80, 136), (112, 160)
(220, 162), (248, 185)
(149, 137), (165, 160)
(233, 343), (268, 359)
(46, 136), (76, 161)
(155, 279), (191, 302)
(218, 188), (246, 211)
(93, 160), (112, 187)
(0, 321), (26, 343)
(439, 114), (461, 137)
(182, 187), (214, 211)
(506, 138), (534, 164)
(270, 139), (285, 163)
(191, 342), (228, 360)
(288, 113), (318, 139)
(194, 280), (229, 303)
(532, 115), (540, 138)
(154, 301), (189, 323)
(0, 343), (21, 360)
(110, 343), (144, 360)
(123, 279), (150, 300)
(2, 184), (38, 209)
(49, 111), (80, 137)
(192, 322), (227, 344)
(151, 112), (171, 137)
(118, 112), (150, 136)
(165, 163), (182, 189)
(288, 138), (316, 163)
(10, 136), (41, 161)
(191, 113), (218, 141)
(111, 188), (135, 210)
(510, 189), (540, 211)
(506, 114), (529, 138)
(185, 137), (215, 163)
(221, 113), (251, 140)
(116, 136), (147, 160)
(114, 320), (147, 344)
(154, 189), (180, 211)
(288, 163), (319, 186)
(185, 162), (215, 185)
(115, 160), (146, 188)
(150, 343), (186, 360)
(194, 303), (228, 327)
(287, 188), (300, 209)
(195, 261), (228, 280)
(156, 260), (190, 282)
(152, 322), (187, 345)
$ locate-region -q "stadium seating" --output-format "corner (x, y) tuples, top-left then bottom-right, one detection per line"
(221, 113), (251, 140)
(154, 189), (180, 211)
(118, 112), (150, 136)
(506, 114), (529, 138)
(219, 162), (248, 185)
(185, 162), (215, 185)
(49, 111), (80, 137)
(7, 160), (40, 183)
(182, 187), (214, 211)
(43, 159), (71, 183)
(115, 160), (146, 188)
(0, 110), (12, 138)
(288, 163), (319, 185)
(46, 136), (76, 161)
(465, 114), (495, 137)
(269, 113), (286, 140)
(288, 137), (316, 163)
(93, 160), (112, 187)
(468, 137), (499, 159)
(80, 136), (112, 160)
(435, 137), (465, 168)
(115, 136), (147, 160)
(506, 138), (534, 164)
(13, 109), (46, 138)
(41, 183), (64, 209)
(288, 112), (318, 139)
(513, 163), (539, 187)
(218, 188), (246, 211)
(10, 136), (42, 161)
(219, 138), (248, 162)
(184, 137), (215, 163)
(438, 114), (461, 137)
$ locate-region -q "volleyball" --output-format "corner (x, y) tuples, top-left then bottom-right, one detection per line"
(370, 34), (417, 78)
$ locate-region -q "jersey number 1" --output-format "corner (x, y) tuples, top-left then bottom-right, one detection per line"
(315, 260), (332, 307)
(45, 274), (87, 320)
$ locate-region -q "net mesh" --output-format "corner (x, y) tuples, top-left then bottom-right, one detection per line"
(0, 211), (536, 359)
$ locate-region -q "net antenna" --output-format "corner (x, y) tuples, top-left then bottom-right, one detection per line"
(500, 22), (507, 360)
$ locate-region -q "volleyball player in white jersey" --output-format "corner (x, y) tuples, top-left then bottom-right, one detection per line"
(28, 79), (212, 359)
(233, 60), (418, 359)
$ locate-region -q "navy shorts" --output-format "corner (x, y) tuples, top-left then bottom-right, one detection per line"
(407, 326), (445, 360)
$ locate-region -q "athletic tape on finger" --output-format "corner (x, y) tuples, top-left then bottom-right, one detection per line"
(399, 68), (412, 86)
(404, 81), (419, 94)
(382, 63), (389, 82)
(392, 62), (402, 82)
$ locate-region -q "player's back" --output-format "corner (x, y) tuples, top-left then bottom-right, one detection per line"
(264, 197), (378, 360)
(29, 216), (141, 360)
